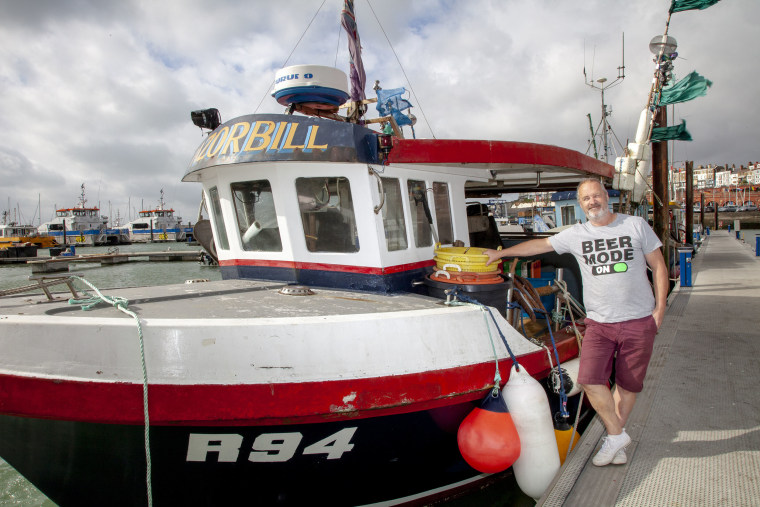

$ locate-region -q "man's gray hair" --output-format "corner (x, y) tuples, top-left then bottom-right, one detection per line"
(576, 178), (604, 195)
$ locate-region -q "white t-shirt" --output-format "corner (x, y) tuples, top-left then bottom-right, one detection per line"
(549, 214), (662, 323)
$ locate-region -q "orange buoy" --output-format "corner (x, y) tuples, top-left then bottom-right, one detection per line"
(457, 390), (521, 474)
(553, 415), (579, 465)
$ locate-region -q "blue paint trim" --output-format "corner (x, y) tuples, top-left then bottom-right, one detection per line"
(220, 265), (432, 293)
(130, 229), (182, 235)
(273, 86), (349, 106)
(43, 230), (104, 237)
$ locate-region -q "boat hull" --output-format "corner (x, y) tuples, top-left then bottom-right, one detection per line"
(40, 229), (105, 246)
(127, 228), (184, 243)
(0, 403), (482, 506)
(0, 384), (581, 507)
(0, 280), (582, 505)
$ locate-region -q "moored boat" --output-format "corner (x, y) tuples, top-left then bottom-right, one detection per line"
(123, 190), (187, 243)
(37, 184), (118, 246)
(0, 3), (613, 505)
(0, 211), (58, 250)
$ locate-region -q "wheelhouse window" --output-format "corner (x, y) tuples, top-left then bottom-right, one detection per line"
(208, 186), (229, 250)
(432, 182), (453, 244)
(380, 177), (408, 251)
(231, 180), (282, 252)
(296, 177), (358, 253)
(407, 179), (432, 248)
(561, 205), (576, 226)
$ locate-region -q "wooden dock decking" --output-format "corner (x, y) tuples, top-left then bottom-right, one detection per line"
(538, 230), (760, 506)
(21, 250), (203, 273)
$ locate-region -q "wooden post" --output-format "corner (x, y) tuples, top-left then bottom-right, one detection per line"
(700, 191), (705, 229)
(685, 161), (693, 247)
(651, 107), (669, 266)
(714, 205), (718, 229)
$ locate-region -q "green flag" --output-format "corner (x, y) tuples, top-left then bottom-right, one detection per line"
(670, 0), (722, 13)
(652, 120), (692, 142)
(659, 71), (712, 105)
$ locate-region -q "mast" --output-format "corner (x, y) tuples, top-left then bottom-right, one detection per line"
(584, 33), (625, 165)
(341, 0), (367, 122)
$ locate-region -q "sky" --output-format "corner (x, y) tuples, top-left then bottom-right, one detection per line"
(1, 0), (756, 226)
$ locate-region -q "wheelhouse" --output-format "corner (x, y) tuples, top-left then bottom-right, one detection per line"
(184, 113), (612, 292)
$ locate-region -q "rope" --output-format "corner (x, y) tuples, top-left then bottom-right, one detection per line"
(533, 306), (569, 419)
(446, 299), (502, 392)
(446, 289), (520, 370)
(67, 275), (153, 507)
(449, 288), (572, 421)
(567, 391), (585, 456)
(365, 0), (435, 138)
(553, 279), (585, 348)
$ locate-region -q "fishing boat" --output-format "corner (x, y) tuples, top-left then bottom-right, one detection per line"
(37, 184), (118, 246)
(0, 212), (58, 251)
(0, 3), (613, 506)
(123, 190), (187, 243)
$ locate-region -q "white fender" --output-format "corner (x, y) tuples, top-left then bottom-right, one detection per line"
(634, 108), (651, 144)
(626, 142), (651, 162)
(561, 357), (582, 397)
(503, 363), (560, 500)
(632, 160), (650, 203)
(612, 158), (635, 191)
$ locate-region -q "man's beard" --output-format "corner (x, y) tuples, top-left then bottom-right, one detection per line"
(586, 206), (610, 223)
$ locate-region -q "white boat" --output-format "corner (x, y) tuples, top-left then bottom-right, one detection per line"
(37, 184), (113, 246)
(0, 2), (614, 505)
(123, 190), (186, 243)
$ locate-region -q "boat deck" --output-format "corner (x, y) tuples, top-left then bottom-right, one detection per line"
(0, 277), (449, 319)
(539, 230), (760, 506)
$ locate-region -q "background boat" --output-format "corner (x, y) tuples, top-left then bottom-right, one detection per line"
(123, 190), (187, 243)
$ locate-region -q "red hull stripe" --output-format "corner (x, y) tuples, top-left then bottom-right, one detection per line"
(0, 331), (579, 426)
(218, 258), (436, 275)
(388, 139), (614, 178)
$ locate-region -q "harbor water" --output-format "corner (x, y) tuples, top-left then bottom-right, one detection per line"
(0, 242), (221, 506)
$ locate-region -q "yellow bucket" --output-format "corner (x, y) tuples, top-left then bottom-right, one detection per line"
(433, 244), (500, 273)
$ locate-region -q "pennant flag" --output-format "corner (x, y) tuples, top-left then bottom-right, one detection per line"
(659, 71), (712, 105)
(341, 0), (366, 103)
(670, 0), (722, 13)
(652, 120), (692, 142)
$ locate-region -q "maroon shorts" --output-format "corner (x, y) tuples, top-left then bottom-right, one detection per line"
(577, 315), (657, 393)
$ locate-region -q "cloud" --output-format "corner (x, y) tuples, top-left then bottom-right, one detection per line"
(1, 0), (758, 224)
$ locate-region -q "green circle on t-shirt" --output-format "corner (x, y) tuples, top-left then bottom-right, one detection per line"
(613, 262), (628, 272)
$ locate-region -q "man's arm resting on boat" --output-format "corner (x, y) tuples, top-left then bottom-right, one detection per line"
(484, 238), (554, 266)
(646, 247), (668, 329)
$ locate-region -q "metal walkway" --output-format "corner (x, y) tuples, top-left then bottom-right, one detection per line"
(538, 230), (760, 506)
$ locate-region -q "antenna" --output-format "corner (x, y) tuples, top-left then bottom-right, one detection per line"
(585, 33), (625, 164)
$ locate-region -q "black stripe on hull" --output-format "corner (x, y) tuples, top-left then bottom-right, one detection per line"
(1, 400), (514, 506)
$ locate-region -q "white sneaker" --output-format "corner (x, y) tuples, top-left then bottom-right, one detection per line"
(592, 430), (631, 466)
(611, 448), (627, 465)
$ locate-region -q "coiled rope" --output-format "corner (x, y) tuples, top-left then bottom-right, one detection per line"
(67, 275), (153, 507)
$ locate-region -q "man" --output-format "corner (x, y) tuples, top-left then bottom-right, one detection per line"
(485, 178), (668, 466)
